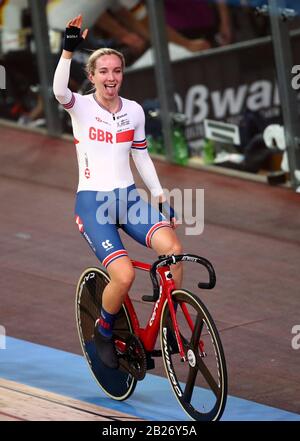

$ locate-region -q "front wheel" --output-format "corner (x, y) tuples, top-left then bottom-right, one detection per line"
(75, 267), (137, 401)
(160, 289), (227, 421)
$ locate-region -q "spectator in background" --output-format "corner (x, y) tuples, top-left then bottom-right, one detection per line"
(1, 0), (222, 126)
(76, 0), (213, 61)
(49, 0), (210, 65)
(0, 0), (149, 125)
(228, 1), (269, 41)
(47, 0), (148, 65)
(0, 0), (44, 124)
(122, 0), (212, 52)
(164, 0), (232, 48)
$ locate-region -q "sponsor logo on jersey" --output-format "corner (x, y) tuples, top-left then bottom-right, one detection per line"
(75, 215), (84, 233)
(95, 116), (110, 125)
(83, 231), (96, 252)
(116, 113), (127, 119)
(85, 168), (91, 179)
(102, 239), (114, 252)
(117, 119), (130, 128)
(84, 153), (89, 168)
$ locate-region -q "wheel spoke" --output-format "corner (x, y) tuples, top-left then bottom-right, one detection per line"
(191, 313), (204, 347)
(183, 365), (198, 403)
(191, 314), (220, 396)
(196, 355), (220, 397)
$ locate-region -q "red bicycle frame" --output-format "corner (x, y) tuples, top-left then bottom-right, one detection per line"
(122, 259), (186, 360)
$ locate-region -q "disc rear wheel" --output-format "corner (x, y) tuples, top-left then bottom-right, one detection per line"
(75, 267), (137, 400)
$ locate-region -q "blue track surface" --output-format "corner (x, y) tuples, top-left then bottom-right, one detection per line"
(1, 337), (299, 421)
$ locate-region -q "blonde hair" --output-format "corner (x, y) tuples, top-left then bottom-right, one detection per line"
(86, 48), (125, 76)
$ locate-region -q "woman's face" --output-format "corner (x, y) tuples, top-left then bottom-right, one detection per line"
(89, 54), (123, 101)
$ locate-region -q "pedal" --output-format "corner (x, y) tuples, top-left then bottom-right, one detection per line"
(146, 355), (155, 370)
(150, 349), (162, 357)
(142, 294), (155, 302)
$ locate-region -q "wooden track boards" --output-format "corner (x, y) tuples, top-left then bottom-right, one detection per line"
(0, 378), (142, 421)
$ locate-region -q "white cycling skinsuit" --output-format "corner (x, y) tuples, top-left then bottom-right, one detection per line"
(53, 56), (171, 268)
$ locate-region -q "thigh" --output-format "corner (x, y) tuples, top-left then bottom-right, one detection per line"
(105, 254), (135, 284)
(75, 191), (128, 268)
(150, 225), (182, 256)
(121, 188), (172, 248)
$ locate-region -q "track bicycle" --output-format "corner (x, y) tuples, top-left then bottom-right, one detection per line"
(75, 253), (227, 421)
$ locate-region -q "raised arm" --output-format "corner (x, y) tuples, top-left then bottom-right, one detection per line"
(53, 15), (88, 104)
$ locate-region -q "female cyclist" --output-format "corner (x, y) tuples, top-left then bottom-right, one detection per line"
(53, 15), (183, 369)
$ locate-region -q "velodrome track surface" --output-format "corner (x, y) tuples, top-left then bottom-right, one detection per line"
(0, 124), (300, 420)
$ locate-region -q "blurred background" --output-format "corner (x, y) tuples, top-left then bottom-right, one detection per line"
(1, 0), (300, 189)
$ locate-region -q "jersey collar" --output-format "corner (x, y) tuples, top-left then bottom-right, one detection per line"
(93, 94), (123, 115)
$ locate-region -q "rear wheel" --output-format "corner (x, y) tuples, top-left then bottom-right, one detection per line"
(75, 267), (137, 400)
(160, 289), (227, 421)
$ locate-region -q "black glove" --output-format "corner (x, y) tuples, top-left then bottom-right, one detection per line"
(159, 201), (176, 221)
(63, 26), (84, 52)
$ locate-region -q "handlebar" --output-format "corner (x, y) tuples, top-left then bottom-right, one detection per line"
(142, 253), (216, 303)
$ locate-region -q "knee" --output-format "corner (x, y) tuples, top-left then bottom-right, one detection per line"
(165, 239), (183, 256)
(112, 267), (135, 292)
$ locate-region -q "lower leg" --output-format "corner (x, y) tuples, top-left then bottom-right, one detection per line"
(102, 280), (128, 315)
(97, 257), (135, 336)
(94, 257), (134, 369)
(170, 261), (183, 289)
(97, 280), (130, 338)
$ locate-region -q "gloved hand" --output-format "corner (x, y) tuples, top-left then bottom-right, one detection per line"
(63, 15), (88, 52)
(159, 201), (177, 222)
(63, 25), (84, 52)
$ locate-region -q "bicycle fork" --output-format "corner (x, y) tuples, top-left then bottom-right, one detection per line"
(163, 269), (206, 360)
(160, 267), (186, 361)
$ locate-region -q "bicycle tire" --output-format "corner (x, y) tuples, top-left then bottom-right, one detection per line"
(75, 267), (137, 401)
(160, 289), (227, 421)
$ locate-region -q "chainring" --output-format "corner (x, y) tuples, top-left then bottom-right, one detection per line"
(117, 334), (147, 381)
